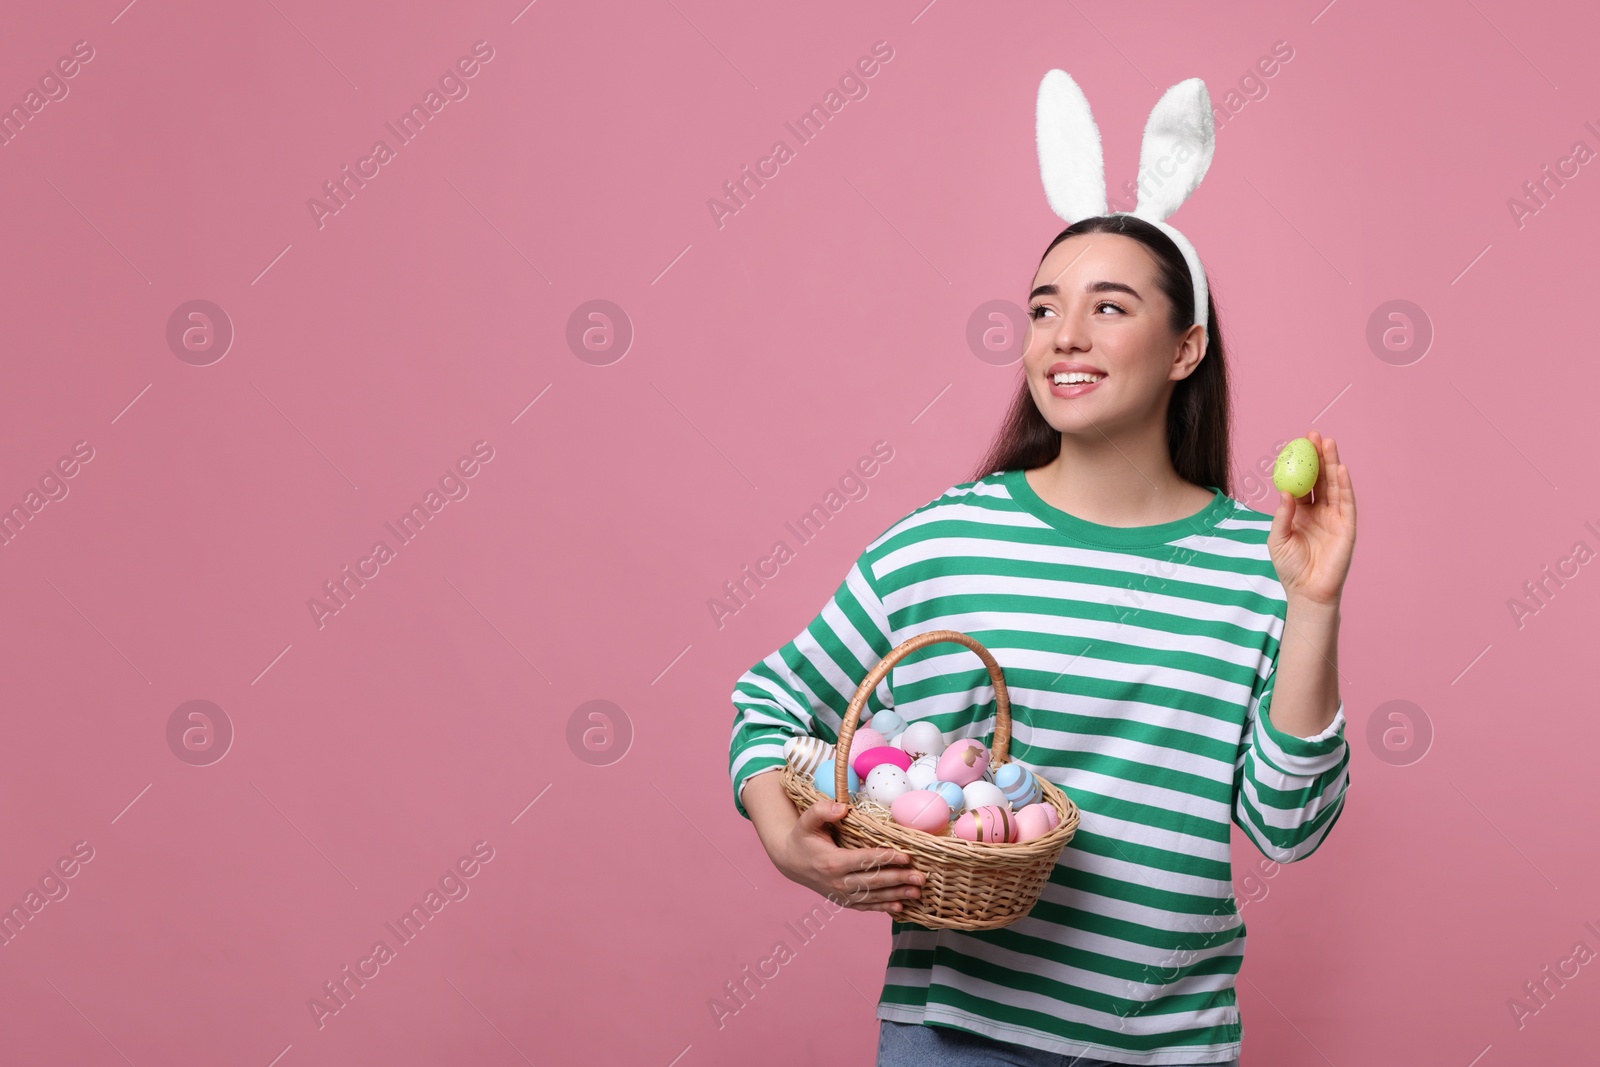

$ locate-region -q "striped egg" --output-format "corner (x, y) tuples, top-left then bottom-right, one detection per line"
(953, 804), (1017, 843)
(783, 736), (835, 777)
(933, 780), (966, 814)
(993, 763), (1042, 809)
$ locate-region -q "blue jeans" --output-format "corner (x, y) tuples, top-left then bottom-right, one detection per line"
(877, 1019), (1239, 1067)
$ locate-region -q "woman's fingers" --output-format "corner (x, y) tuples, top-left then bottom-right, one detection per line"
(837, 866), (925, 896)
(826, 847), (918, 879)
(1305, 429), (1331, 504)
(1268, 486), (1295, 551)
(852, 900), (908, 914)
(1320, 434), (1340, 511)
(844, 847), (913, 871)
(1323, 437), (1350, 523)
(1339, 460), (1355, 532)
(843, 882), (922, 905)
(841, 885), (922, 911)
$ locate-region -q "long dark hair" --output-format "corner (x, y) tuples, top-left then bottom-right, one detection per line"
(967, 214), (1232, 496)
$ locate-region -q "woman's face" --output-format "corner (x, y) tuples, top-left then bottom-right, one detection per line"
(1023, 232), (1205, 437)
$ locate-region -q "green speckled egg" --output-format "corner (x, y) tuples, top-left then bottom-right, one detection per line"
(1272, 438), (1320, 498)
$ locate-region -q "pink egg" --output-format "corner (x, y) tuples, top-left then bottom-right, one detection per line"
(853, 745), (913, 780)
(1014, 803), (1060, 843)
(890, 790), (951, 834)
(952, 804), (1016, 843)
(848, 727), (887, 757)
(935, 739), (991, 787)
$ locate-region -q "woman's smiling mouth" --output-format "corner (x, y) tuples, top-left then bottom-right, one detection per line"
(1047, 361), (1105, 398)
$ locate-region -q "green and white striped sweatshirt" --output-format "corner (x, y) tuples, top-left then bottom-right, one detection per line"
(726, 469), (1349, 1065)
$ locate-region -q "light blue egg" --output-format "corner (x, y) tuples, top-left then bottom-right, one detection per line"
(994, 763), (1041, 807)
(813, 757), (861, 800)
(869, 710), (906, 738)
(933, 780), (965, 814)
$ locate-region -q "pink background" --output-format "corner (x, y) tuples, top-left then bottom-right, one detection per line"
(1, 0), (1597, 1063)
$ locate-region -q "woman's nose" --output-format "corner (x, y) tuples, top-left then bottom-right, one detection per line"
(1052, 320), (1086, 352)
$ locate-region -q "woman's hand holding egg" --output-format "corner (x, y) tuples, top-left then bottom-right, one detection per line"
(1269, 430), (1358, 607)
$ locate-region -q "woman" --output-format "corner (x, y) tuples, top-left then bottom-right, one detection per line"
(727, 211), (1356, 1066)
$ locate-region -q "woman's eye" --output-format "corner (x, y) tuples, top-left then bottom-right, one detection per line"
(1028, 302), (1122, 319)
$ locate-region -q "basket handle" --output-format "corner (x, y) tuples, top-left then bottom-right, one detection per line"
(835, 629), (1011, 804)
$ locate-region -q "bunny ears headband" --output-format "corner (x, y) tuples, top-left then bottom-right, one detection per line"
(1035, 70), (1216, 334)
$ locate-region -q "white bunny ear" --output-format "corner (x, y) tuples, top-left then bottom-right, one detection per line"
(1132, 77), (1215, 223)
(1036, 70), (1107, 223)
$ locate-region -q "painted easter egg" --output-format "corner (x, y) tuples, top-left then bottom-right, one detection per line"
(890, 790), (952, 834)
(812, 757), (859, 801)
(870, 710), (906, 738)
(1273, 437), (1319, 498)
(962, 781), (1009, 811)
(993, 763), (1042, 809)
(849, 727), (888, 757)
(933, 780), (966, 814)
(853, 745), (913, 780)
(952, 804), (1017, 843)
(898, 722), (945, 760)
(783, 736), (835, 778)
(935, 739), (991, 787)
(906, 755), (940, 792)
(863, 764), (911, 806)
(1013, 802), (1061, 843)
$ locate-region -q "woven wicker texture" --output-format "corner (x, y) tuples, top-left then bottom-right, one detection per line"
(781, 629), (1079, 931)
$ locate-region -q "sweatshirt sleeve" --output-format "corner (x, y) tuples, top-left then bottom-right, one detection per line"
(1232, 651), (1351, 863)
(727, 557), (896, 821)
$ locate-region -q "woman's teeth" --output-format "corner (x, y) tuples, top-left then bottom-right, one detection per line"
(1052, 372), (1103, 385)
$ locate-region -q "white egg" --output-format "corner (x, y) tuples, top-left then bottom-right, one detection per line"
(962, 781), (1009, 811)
(898, 722), (945, 760)
(863, 764), (911, 806)
(906, 757), (940, 792)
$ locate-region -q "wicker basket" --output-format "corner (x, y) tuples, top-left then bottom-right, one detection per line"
(781, 629), (1079, 931)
